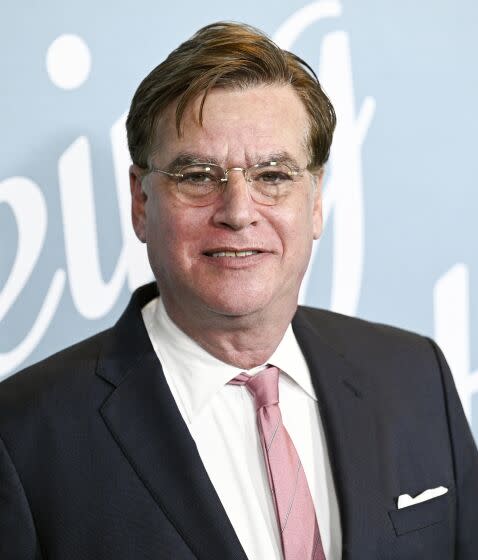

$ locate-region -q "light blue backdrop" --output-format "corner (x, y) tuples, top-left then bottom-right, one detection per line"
(1, 1), (476, 437)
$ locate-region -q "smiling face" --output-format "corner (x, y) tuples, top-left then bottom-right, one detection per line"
(130, 85), (323, 327)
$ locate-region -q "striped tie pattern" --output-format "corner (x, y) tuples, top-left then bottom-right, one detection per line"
(230, 366), (326, 560)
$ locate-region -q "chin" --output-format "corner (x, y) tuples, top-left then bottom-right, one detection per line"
(206, 300), (266, 318)
(201, 290), (271, 318)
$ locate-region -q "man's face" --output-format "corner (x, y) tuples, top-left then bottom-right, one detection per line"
(130, 85), (322, 323)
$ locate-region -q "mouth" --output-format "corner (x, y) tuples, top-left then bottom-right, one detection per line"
(204, 249), (262, 258)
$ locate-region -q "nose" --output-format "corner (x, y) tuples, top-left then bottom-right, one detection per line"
(212, 169), (259, 230)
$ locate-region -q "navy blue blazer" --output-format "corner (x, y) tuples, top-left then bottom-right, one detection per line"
(1, 282), (477, 559)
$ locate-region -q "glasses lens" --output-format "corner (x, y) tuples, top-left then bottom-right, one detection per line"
(248, 163), (296, 205)
(176, 164), (223, 206)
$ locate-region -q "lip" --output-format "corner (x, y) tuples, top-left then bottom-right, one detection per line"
(203, 247), (266, 255)
(201, 248), (272, 269)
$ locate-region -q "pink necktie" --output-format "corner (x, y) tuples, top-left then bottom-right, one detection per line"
(230, 367), (326, 560)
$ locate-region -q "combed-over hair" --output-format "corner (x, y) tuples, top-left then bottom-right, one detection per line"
(126, 21), (336, 169)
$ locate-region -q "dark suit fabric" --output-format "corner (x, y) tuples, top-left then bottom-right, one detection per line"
(0, 283), (477, 559)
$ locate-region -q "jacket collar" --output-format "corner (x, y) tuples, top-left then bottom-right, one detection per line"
(292, 309), (383, 557)
(97, 283), (248, 560)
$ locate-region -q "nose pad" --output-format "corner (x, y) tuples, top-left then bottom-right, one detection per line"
(224, 167), (248, 184)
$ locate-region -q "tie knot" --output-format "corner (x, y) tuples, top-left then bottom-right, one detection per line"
(230, 367), (280, 410)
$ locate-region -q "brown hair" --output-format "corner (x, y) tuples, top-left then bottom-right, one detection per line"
(126, 21), (336, 169)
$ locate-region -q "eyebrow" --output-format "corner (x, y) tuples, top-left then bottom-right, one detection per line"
(260, 152), (302, 171)
(164, 153), (221, 171)
(164, 151), (302, 171)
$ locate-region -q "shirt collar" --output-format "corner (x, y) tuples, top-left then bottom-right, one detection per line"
(142, 297), (317, 424)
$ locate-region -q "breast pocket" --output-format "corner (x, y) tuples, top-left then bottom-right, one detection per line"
(388, 489), (453, 536)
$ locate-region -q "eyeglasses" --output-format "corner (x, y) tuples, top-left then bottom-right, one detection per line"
(145, 161), (307, 207)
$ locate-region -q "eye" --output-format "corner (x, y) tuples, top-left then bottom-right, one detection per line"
(178, 164), (223, 186)
(181, 171), (216, 184)
(250, 164), (297, 202)
(255, 170), (292, 184)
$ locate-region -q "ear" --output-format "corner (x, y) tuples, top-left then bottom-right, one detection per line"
(311, 168), (324, 240)
(130, 164), (147, 243)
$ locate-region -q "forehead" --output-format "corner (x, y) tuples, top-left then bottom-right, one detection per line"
(151, 85), (310, 166)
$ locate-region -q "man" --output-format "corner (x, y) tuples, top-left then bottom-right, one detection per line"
(0, 21), (477, 560)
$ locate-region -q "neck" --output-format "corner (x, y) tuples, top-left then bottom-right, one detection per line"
(161, 296), (297, 370)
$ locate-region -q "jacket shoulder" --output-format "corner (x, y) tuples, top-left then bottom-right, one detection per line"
(296, 304), (427, 343)
(294, 305), (435, 368)
(0, 329), (112, 428)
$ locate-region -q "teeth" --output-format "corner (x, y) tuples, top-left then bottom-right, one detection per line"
(210, 250), (259, 258)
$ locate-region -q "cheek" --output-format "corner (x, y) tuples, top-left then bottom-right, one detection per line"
(146, 199), (209, 259)
(277, 212), (316, 279)
(274, 202), (315, 247)
(143, 195), (174, 264)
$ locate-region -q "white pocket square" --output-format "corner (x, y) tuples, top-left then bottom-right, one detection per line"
(397, 486), (448, 509)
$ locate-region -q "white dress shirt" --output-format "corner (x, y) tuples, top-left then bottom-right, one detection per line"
(142, 297), (342, 560)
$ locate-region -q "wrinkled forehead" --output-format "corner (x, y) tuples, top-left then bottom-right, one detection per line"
(148, 84), (312, 166)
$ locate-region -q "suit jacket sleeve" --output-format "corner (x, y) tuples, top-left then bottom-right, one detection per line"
(427, 338), (478, 557)
(0, 434), (43, 559)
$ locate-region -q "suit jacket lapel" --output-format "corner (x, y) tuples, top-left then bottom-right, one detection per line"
(95, 284), (383, 558)
(293, 308), (384, 558)
(96, 284), (247, 560)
